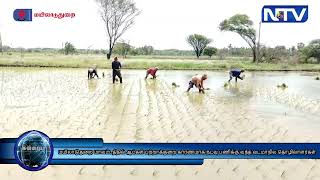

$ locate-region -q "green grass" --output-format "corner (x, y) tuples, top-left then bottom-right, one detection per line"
(1, 52), (320, 71)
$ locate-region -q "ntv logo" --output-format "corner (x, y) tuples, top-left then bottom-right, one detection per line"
(262, 5), (308, 23)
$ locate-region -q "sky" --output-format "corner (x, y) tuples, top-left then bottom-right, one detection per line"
(0, 0), (318, 50)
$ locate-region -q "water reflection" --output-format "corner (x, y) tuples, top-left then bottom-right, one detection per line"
(223, 83), (254, 98)
(145, 79), (159, 93)
(187, 93), (204, 106)
(87, 79), (98, 92)
(111, 84), (123, 103)
(225, 83), (240, 95)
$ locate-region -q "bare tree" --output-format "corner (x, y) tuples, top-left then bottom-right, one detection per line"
(96, 0), (140, 59)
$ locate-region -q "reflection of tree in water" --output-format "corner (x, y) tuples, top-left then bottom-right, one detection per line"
(87, 79), (98, 92)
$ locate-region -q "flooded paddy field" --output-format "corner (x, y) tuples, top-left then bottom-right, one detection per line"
(0, 67), (320, 180)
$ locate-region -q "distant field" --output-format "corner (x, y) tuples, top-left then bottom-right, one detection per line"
(0, 52), (320, 71)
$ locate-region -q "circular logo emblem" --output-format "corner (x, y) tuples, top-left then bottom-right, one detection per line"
(14, 130), (53, 171)
(18, 10), (26, 20)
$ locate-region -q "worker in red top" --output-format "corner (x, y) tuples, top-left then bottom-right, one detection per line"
(145, 67), (159, 79)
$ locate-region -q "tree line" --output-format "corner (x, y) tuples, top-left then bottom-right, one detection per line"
(2, 41), (320, 63)
(1, 0), (320, 63)
(93, 0), (320, 63)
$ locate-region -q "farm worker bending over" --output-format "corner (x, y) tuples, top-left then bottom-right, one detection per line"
(145, 67), (159, 79)
(228, 69), (245, 83)
(112, 57), (123, 84)
(187, 74), (208, 94)
(88, 66), (99, 79)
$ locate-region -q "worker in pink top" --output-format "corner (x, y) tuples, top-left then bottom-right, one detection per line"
(145, 67), (159, 79)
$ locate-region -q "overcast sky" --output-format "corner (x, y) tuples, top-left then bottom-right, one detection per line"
(0, 0), (318, 50)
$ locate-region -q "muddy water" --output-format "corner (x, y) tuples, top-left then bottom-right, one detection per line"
(161, 70), (320, 135)
(0, 68), (319, 138)
(1, 68), (320, 180)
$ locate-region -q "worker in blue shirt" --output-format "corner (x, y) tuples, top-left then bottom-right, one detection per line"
(228, 69), (245, 83)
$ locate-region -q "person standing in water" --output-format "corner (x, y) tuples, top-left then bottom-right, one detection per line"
(145, 67), (159, 79)
(187, 74), (208, 93)
(112, 57), (122, 84)
(228, 69), (245, 83)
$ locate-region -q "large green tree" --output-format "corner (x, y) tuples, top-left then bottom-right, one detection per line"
(114, 41), (131, 58)
(186, 34), (212, 59)
(301, 39), (320, 63)
(136, 45), (154, 55)
(204, 46), (217, 58)
(64, 42), (76, 55)
(219, 14), (257, 62)
(96, 0), (140, 60)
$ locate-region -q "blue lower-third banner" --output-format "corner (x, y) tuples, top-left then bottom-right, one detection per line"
(0, 130), (319, 171)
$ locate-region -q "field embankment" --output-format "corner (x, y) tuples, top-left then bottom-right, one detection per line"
(0, 53), (320, 71)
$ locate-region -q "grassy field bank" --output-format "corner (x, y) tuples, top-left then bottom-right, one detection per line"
(1, 53), (320, 71)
